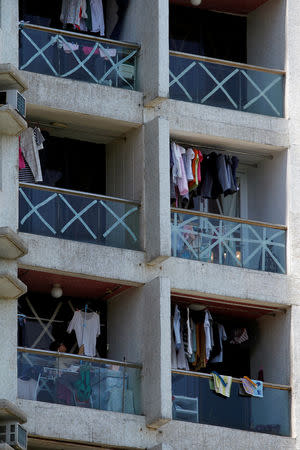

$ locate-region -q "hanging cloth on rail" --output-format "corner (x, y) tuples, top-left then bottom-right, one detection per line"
(20, 127), (43, 182)
(67, 309), (100, 357)
(60, 0), (84, 29)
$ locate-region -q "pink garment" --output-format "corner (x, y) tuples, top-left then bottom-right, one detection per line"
(19, 137), (25, 169)
(198, 151), (203, 183)
(176, 145), (189, 196)
(82, 46), (117, 58)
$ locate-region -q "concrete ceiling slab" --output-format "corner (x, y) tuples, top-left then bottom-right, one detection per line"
(26, 104), (141, 144)
(170, 0), (270, 15)
(18, 269), (132, 300)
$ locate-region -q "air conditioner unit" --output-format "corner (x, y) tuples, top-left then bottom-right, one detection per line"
(0, 421), (27, 450)
(0, 90), (26, 118)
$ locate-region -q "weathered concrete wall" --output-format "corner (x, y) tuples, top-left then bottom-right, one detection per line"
(248, 0), (286, 70)
(250, 310), (291, 385)
(247, 150), (287, 225)
(0, 0), (298, 447)
(0, 0), (18, 66)
(108, 277), (172, 427)
(0, 299), (17, 402)
(21, 72), (143, 125)
(121, 0), (169, 104)
(144, 117), (170, 264)
(106, 127), (144, 202)
(162, 100), (289, 150)
(0, 136), (18, 230)
(19, 233), (290, 306)
(18, 399), (295, 449)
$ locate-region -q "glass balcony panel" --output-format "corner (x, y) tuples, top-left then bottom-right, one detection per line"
(99, 199), (140, 251)
(169, 53), (284, 117)
(172, 372), (290, 437)
(19, 184), (140, 251)
(17, 349), (142, 415)
(19, 24), (138, 90)
(171, 210), (286, 274)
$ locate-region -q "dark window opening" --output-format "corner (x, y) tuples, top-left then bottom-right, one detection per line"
(169, 5), (247, 63)
(20, 131), (106, 196)
(18, 294), (107, 358)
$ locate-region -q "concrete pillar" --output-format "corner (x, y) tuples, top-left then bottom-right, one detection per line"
(290, 305), (300, 438)
(0, 299), (17, 402)
(120, 0), (169, 106)
(144, 117), (171, 265)
(107, 277), (172, 429)
(143, 277), (172, 428)
(286, 1), (300, 439)
(0, 0), (19, 65)
(247, 0), (286, 69)
(0, 136), (19, 230)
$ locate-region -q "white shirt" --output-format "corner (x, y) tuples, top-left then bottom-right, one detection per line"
(204, 310), (214, 360)
(67, 310), (100, 357)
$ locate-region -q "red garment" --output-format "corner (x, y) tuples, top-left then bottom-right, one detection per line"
(19, 137), (25, 169)
(198, 150), (203, 183)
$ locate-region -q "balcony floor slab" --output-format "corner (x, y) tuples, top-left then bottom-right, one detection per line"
(18, 399), (295, 450)
(157, 99), (289, 151)
(19, 233), (291, 307)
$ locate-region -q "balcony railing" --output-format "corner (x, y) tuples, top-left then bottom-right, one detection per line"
(18, 347), (142, 414)
(172, 370), (291, 436)
(169, 51), (285, 117)
(19, 183), (140, 251)
(19, 23), (139, 90)
(171, 208), (287, 274)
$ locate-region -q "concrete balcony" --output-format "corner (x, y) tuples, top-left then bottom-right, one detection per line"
(19, 23), (139, 92)
(17, 348), (142, 416)
(19, 183), (140, 252)
(171, 208), (287, 274)
(169, 52), (285, 118)
(172, 369), (291, 437)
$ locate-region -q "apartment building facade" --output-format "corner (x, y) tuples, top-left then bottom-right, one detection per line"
(0, 0), (298, 449)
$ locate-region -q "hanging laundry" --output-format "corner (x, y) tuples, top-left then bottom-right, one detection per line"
(182, 148), (195, 181)
(230, 327), (248, 344)
(177, 145), (189, 196)
(216, 154), (231, 194)
(210, 323), (227, 363)
(80, 0), (105, 35)
(60, 0), (84, 29)
(67, 310), (100, 357)
(82, 46), (117, 58)
(33, 126), (45, 150)
(188, 149), (203, 191)
(19, 137), (25, 170)
(170, 142), (239, 210)
(173, 305), (181, 351)
(20, 127), (43, 182)
(62, 42), (80, 53)
(192, 321), (206, 370)
(210, 372), (232, 397)
(186, 307), (193, 358)
(241, 376), (263, 398)
(204, 309), (214, 360)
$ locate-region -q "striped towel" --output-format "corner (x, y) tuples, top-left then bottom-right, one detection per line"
(230, 327), (248, 344)
(210, 372), (232, 398)
(241, 377), (263, 398)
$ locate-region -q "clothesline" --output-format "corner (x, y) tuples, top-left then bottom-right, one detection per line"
(172, 300), (276, 317)
(18, 313), (64, 323)
(171, 140), (273, 166)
